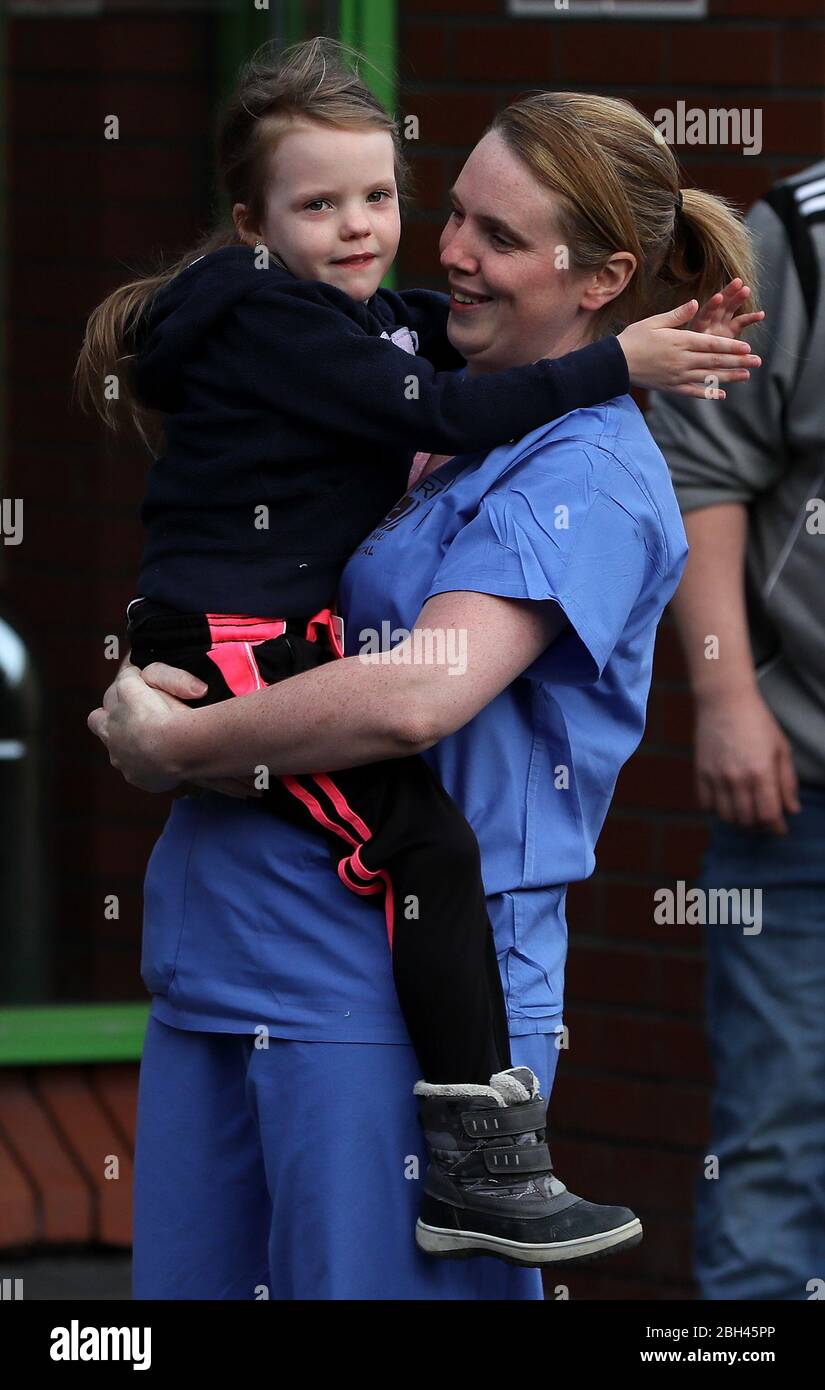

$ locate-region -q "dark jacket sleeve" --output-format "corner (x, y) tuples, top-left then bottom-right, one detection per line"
(225, 278), (630, 456)
(378, 286), (467, 371)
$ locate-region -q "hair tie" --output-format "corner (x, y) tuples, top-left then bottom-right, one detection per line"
(674, 189), (684, 214)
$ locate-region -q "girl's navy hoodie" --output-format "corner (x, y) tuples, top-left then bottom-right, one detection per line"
(130, 244), (629, 618)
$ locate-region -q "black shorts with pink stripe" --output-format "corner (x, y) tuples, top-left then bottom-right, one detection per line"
(126, 596), (511, 1084)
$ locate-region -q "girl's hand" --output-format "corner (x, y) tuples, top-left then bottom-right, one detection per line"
(618, 298), (762, 399)
(87, 663), (186, 791)
(692, 278), (765, 340)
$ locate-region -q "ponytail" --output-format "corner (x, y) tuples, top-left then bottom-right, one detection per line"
(657, 186), (757, 318)
(489, 92), (758, 336)
(73, 227), (234, 455)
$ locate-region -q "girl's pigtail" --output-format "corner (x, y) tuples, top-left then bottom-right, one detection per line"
(73, 226), (236, 456)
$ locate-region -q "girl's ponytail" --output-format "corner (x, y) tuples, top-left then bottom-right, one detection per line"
(73, 227), (233, 455)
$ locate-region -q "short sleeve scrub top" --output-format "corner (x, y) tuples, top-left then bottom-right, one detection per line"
(137, 394), (687, 1302)
(143, 395), (687, 1044)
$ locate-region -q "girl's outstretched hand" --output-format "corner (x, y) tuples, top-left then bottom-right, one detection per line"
(618, 295), (763, 399)
(692, 278), (765, 340)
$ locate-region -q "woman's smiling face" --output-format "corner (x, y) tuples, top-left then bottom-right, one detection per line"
(439, 130), (621, 376)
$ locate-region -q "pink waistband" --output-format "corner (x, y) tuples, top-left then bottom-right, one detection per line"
(204, 607), (345, 657)
(204, 614), (287, 644)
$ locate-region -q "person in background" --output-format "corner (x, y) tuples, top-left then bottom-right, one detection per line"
(647, 161), (825, 1301)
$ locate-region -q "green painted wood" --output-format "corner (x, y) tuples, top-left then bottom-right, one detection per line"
(340, 1), (398, 289)
(218, 0), (276, 108)
(0, 0), (6, 533)
(0, 1004), (150, 1067)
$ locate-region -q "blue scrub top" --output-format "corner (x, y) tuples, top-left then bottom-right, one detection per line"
(145, 394), (688, 1043)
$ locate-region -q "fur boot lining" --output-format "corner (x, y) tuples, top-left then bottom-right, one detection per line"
(488, 1067), (540, 1104)
(413, 1080), (505, 1105)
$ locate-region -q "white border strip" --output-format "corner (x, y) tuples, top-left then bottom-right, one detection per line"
(509, 0), (707, 18)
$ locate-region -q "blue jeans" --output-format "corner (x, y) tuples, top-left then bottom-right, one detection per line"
(694, 784), (825, 1300)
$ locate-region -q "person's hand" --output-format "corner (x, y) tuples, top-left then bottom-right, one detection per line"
(691, 277), (765, 341)
(133, 659), (208, 702)
(88, 659), (264, 799)
(693, 688), (800, 834)
(618, 297), (762, 398)
(87, 662), (188, 792)
(136, 661), (263, 797)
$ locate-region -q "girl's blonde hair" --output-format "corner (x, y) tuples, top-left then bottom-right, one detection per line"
(74, 35), (412, 453)
(487, 91), (756, 335)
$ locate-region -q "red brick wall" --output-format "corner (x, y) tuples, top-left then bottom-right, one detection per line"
(5, 2), (823, 1291)
(0, 1063), (135, 1250)
(396, 0), (825, 1298)
(6, 12), (217, 1003)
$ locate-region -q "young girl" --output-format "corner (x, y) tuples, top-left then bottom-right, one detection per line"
(76, 37), (759, 1267)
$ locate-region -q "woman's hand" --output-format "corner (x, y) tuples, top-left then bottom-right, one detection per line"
(138, 662), (262, 796)
(88, 660), (262, 798)
(618, 292), (762, 398)
(87, 662), (189, 792)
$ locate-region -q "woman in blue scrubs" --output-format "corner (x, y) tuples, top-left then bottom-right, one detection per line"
(90, 93), (755, 1299)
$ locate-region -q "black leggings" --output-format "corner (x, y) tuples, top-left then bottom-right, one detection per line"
(127, 597), (512, 1084)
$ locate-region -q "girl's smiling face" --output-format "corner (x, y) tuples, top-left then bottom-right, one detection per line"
(234, 120), (401, 301)
(439, 130), (634, 376)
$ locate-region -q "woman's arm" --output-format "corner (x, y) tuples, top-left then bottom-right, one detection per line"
(87, 591), (566, 790)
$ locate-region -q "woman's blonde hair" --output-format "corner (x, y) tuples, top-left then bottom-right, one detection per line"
(74, 35), (412, 453)
(488, 91), (757, 335)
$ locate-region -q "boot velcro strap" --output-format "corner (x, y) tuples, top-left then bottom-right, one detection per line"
(483, 1142), (552, 1175)
(461, 1097), (546, 1138)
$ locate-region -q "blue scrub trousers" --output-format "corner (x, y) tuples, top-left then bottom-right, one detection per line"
(693, 784), (825, 1300)
(132, 1017), (561, 1300)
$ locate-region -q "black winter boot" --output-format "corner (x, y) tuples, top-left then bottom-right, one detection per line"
(414, 1065), (642, 1266)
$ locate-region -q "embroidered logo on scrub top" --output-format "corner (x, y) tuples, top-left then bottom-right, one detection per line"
(356, 474), (448, 555)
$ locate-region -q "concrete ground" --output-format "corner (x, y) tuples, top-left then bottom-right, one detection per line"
(0, 1250), (132, 1300)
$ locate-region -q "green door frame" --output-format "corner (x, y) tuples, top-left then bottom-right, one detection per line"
(340, 0), (398, 289)
(0, 0), (398, 1067)
(0, 0), (6, 548)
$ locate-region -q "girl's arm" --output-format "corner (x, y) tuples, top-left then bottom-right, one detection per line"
(225, 279), (758, 460)
(393, 281), (763, 399)
(87, 591), (567, 791)
(229, 277), (630, 455)
(386, 281), (763, 395)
